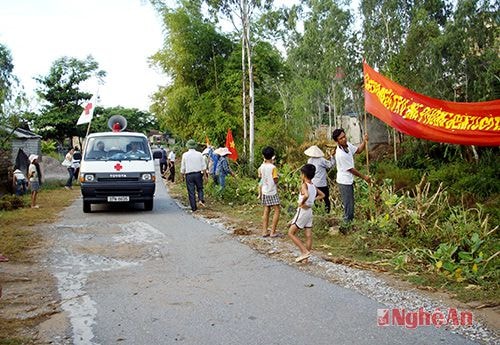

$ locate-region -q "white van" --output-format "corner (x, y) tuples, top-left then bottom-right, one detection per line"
(79, 131), (161, 213)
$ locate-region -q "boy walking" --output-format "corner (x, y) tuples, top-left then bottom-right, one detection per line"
(288, 164), (325, 263)
(258, 146), (280, 237)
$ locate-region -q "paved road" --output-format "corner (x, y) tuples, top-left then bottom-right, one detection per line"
(45, 167), (477, 345)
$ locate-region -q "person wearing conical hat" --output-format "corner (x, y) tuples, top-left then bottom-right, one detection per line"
(304, 145), (335, 213)
(214, 147), (235, 192)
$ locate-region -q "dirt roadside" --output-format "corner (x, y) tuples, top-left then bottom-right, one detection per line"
(0, 245), (71, 344)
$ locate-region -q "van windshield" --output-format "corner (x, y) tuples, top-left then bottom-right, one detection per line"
(84, 136), (151, 161)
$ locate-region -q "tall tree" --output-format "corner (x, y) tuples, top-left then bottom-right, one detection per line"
(0, 43), (15, 116)
(441, 0), (499, 102)
(150, 3), (235, 141)
(32, 56), (106, 144)
(285, 0), (356, 138)
(203, 0), (274, 168)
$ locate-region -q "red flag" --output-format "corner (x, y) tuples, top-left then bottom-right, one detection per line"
(225, 128), (238, 161)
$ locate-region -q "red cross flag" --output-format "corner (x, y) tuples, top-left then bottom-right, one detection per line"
(77, 98), (95, 125)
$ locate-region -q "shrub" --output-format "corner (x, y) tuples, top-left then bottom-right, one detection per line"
(374, 161), (421, 192)
(41, 139), (57, 154)
(0, 195), (26, 211)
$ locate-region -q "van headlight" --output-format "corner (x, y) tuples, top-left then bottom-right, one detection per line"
(84, 174), (95, 182)
(141, 173), (152, 181)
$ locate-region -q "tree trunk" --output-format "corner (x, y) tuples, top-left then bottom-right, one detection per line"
(243, 0), (255, 168)
(327, 85), (332, 139)
(241, 34), (247, 157)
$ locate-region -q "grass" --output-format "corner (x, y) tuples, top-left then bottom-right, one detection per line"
(0, 181), (79, 261)
(0, 180), (78, 344)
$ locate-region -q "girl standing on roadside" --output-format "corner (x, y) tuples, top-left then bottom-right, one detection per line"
(28, 154), (40, 208)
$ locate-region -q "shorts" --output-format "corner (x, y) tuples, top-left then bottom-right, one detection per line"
(30, 181), (40, 192)
(290, 207), (313, 229)
(261, 194), (280, 206)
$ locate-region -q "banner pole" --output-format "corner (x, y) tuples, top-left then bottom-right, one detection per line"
(364, 111), (370, 175)
(364, 110), (373, 221)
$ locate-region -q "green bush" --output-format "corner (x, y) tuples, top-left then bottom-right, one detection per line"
(347, 175), (499, 286)
(41, 139), (57, 154)
(374, 161), (421, 191)
(0, 195), (26, 211)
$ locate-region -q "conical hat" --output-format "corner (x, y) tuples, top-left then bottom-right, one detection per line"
(304, 145), (324, 158)
(214, 147), (231, 156)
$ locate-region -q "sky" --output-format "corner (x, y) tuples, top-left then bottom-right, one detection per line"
(0, 0), (166, 111)
(0, 0), (362, 113)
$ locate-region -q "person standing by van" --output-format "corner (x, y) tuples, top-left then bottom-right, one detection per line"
(72, 147), (81, 182)
(180, 140), (207, 211)
(64, 148), (75, 190)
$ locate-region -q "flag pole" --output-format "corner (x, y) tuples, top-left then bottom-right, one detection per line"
(85, 119), (92, 138)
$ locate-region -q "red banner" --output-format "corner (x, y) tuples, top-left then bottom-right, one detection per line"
(363, 62), (500, 146)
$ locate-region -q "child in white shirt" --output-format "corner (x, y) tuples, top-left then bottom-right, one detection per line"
(258, 147), (281, 237)
(288, 164), (325, 263)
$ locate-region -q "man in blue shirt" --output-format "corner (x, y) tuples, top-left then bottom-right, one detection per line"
(208, 146), (219, 185)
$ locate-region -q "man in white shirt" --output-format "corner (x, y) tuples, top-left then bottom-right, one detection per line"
(332, 129), (370, 228)
(167, 148), (176, 182)
(180, 139), (207, 211)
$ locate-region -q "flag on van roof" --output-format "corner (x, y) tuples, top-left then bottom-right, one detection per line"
(77, 98), (95, 125)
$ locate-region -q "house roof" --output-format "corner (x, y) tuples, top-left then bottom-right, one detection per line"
(1, 126), (42, 139)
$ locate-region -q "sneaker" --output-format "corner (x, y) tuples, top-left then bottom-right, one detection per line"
(64, 186), (71, 190)
(295, 253), (310, 263)
(199, 201), (206, 207)
(0, 255), (9, 262)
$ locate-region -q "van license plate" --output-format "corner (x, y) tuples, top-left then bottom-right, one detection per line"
(107, 196), (129, 202)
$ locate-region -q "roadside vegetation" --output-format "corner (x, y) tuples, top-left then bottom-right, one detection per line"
(0, 181), (78, 260)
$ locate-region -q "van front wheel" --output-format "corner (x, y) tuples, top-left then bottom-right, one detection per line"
(144, 200), (153, 211)
(83, 201), (91, 213)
